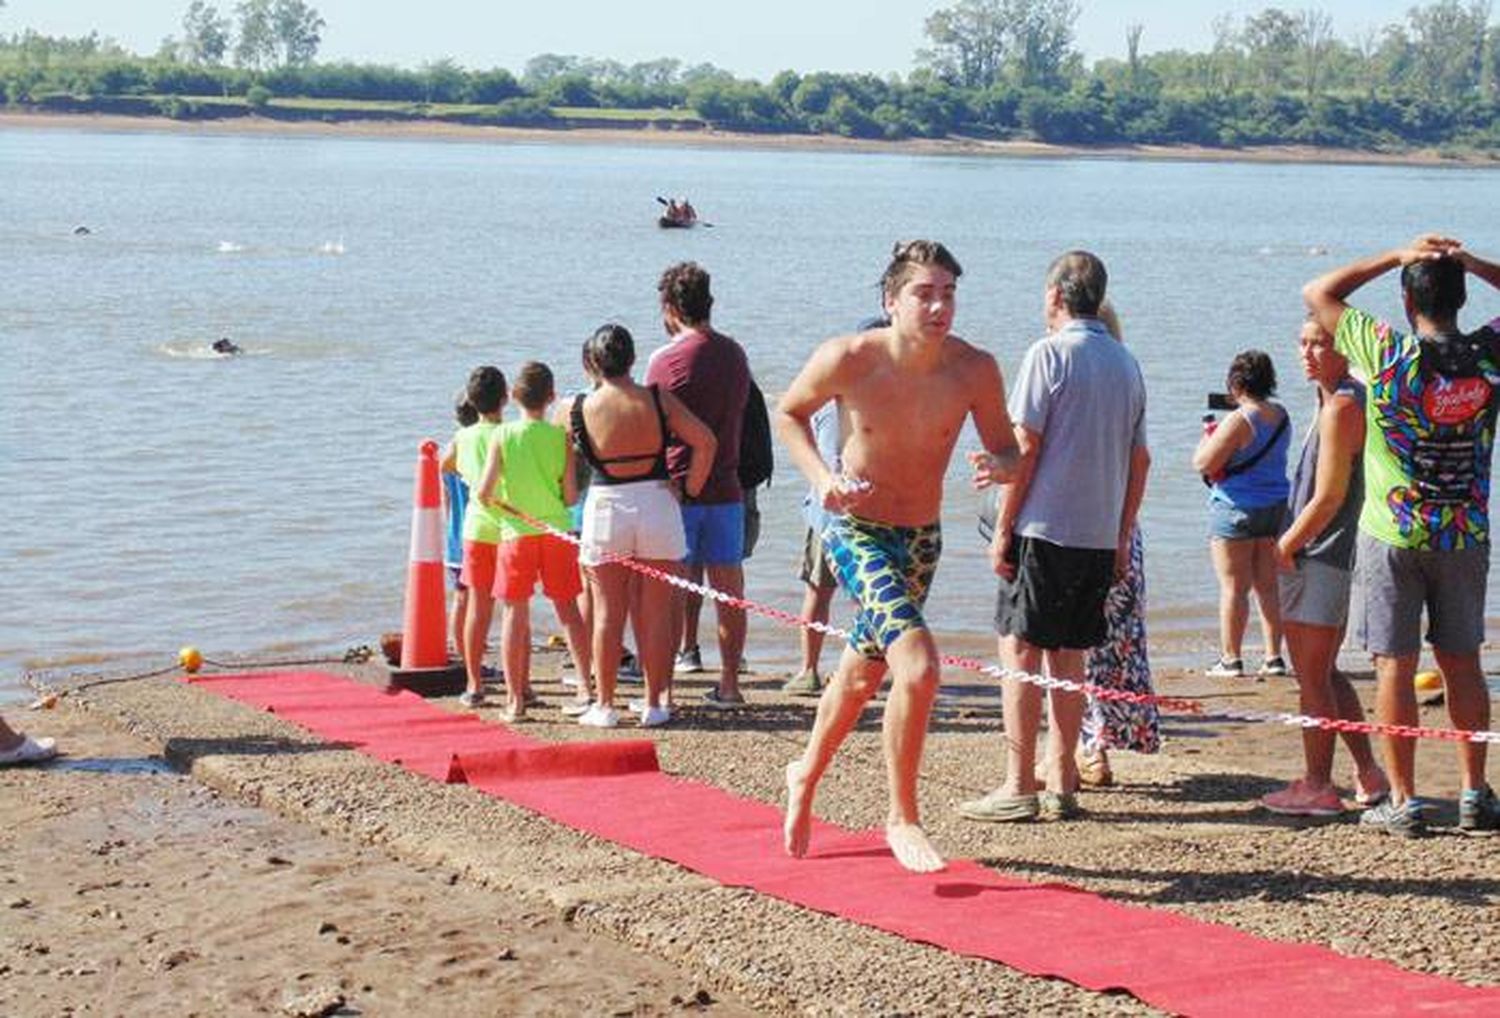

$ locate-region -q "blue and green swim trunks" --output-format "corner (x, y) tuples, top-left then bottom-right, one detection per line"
(823, 514), (943, 660)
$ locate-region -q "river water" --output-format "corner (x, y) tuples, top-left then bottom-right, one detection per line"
(4, 124), (1499, 702)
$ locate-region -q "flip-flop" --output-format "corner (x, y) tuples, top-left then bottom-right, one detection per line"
(0, 735), (58, 767)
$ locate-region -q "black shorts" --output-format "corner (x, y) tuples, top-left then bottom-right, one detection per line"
(994, 535), (1115, 651)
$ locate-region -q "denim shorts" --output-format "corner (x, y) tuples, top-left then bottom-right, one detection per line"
(1208, 500), (1285, 541)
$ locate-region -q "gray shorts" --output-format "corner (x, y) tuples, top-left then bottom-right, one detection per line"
(1353, 532), (1490, 655)
(798, 525), (838, 591)
(1279, 557), (1352, 629)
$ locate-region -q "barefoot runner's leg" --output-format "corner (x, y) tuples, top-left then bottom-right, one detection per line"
(784, 649), (885, 858)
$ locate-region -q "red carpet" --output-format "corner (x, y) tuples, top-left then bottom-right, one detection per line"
(188, 671), (1499, 1016)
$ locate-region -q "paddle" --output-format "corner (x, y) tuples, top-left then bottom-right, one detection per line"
(655, 195), (713, 228)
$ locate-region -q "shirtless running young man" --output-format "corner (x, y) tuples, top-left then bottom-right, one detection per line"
(775, 240), (1021, 872)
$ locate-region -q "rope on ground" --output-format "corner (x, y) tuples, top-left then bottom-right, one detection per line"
(497, 500), (1500, 746)
(28, 651), (358, 696)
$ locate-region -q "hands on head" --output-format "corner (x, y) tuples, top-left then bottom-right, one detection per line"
(1399, 233), (1463, 266)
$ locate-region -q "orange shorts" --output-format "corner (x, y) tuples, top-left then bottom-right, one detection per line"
(460, 540), (498, 596)
(494, 534), (583, 603)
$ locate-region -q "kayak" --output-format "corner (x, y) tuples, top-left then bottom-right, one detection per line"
(658, 216), (697, 229)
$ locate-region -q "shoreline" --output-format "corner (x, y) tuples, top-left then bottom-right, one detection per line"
(9, 608), (1500, 696)
(4, 108), (1497, 169)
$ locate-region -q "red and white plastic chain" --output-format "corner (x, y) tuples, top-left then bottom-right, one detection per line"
(498, 501), (1500, 746)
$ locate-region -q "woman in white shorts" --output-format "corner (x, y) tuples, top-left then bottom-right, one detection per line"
(569, 323), (716, 729)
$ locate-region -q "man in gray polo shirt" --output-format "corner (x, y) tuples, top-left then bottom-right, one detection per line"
(961, 251), (1151, 823)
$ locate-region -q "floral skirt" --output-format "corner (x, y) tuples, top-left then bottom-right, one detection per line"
(1081, 527), (1160, 755)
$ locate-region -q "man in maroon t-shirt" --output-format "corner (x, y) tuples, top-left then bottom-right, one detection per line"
(646, 262), (751, 707)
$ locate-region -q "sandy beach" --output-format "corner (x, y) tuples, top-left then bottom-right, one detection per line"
(5, 638), (1495, 1016)
(0, 691), (766, 1017)
(3, 109), (1498, 170)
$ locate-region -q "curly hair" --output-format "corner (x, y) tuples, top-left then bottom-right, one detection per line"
(1226, 349), (1278, 400)
(657, 262), (713, 324)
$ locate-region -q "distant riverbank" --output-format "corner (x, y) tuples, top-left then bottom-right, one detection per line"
(4, 108), (1498, 170)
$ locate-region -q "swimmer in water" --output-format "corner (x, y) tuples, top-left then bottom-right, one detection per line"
(212, 337), (242, 355)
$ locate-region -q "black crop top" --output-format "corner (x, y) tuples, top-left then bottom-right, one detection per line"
(570, 385), (671, 485)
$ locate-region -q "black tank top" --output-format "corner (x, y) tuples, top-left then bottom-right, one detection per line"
(570, 385), (671, 485)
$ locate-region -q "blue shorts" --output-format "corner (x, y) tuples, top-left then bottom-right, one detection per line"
(681, 502), (746, 566)
(1208, 500), (1285, 541)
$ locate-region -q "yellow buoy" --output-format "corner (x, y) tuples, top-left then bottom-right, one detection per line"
(179, 646), (204, 674)
(1414, 669), (1442, 693)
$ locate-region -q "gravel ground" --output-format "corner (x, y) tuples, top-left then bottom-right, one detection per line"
(11, 647), (1497, 1015)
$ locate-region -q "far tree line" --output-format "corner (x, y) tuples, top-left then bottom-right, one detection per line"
(2, 0), (1499, 152)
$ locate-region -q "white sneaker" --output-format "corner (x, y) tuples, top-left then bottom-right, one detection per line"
(577, 705), (620, 729)
(0, 734), (57, 766)
(1204, 657), (1245, 679)
(561, 700), (592, 717)
(560, 674), (580, 689)
(638, 705), (672, 728)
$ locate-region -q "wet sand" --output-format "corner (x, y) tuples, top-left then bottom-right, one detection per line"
(5, 642), (1496, 1015)
(0, 702), (756, 1017)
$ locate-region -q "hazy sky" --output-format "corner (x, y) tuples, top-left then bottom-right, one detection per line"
(6, 1), (1423, 80)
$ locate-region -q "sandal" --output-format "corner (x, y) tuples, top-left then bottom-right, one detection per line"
(1077, 750), (1114, 788)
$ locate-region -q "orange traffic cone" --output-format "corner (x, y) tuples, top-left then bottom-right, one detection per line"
(388, 439), (466, 696)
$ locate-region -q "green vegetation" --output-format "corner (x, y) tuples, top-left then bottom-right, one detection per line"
(2, 0), (1498, 153)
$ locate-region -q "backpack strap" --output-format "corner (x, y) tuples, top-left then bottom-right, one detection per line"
(1220, 411), (1289, 480)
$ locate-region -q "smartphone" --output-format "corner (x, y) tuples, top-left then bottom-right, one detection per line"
(1206, 392), (1236, 412)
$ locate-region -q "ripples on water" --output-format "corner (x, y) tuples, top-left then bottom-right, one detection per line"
(3, 126), (1498, 701)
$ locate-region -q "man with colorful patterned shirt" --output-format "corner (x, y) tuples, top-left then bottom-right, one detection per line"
(1303, 234), (1500, 837)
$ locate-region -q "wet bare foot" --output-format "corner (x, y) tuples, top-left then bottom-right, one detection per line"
(886, 823), (945, 873)
(784, 760), (813, 858)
